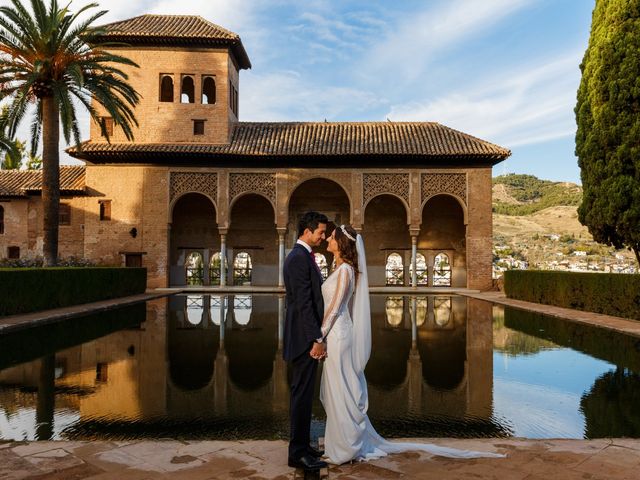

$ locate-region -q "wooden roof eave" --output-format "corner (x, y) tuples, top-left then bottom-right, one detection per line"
(66, 149), (509, 167)
(95, 35), (251, 69)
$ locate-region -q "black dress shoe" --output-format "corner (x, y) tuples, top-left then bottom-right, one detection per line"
(307, 446), (325, 457)
(288, 454), (328, 470)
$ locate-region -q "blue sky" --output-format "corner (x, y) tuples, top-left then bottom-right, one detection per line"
(7, 0), (596, 183)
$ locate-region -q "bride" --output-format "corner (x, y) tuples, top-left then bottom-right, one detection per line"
(318, 224), (505, 465)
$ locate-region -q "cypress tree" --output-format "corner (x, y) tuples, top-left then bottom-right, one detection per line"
(575, 0), (640, 266)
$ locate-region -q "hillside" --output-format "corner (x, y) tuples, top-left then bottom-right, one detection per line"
(492, 173), (582, 215)
(491, 174), (636, 272)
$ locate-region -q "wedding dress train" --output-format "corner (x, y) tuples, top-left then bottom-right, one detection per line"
(318, 237), (504, 465)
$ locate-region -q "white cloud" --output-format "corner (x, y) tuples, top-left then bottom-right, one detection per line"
(242, 70), (386, 121)
(361, 0), (536, 82)
(386, 52), (582, 148)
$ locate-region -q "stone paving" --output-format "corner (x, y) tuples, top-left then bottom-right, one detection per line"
(461, 291), (640, 338)
(0, 292), (169, 334)
(1, 438), (639, 479)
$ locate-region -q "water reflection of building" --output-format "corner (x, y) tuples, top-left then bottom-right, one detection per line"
(0, 295), (494, 439)
(367, 296), (493, 421)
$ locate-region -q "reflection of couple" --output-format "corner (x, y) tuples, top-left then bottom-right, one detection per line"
(283, 211), (504, 471)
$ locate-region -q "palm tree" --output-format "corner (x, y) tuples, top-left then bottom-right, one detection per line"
(0, 0), (140, 265)
(0, 106), (20, 168)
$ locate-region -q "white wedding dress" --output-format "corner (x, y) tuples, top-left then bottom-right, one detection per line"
(319, 235), (504, 465)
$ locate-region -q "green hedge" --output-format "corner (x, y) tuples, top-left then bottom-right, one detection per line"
(0, 267), (147, 316)
(504, 270), (640, 320)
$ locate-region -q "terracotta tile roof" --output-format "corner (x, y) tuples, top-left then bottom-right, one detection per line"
(69, 122), (510, 163)
(0, 166), (85, 197)
(96, 15), (251, 69)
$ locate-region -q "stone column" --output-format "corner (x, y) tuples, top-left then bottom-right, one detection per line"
(410, 296), (418, 349)
(215, 295), (228, 414)
(219, 295), (226, 347)
(278, 295), (285, 349)
(203, 249), (210, 286)
(277, 228), (286, 287)
(219, 231), (227, 287)
(410, 234), (418, 288)
(352, 173), (364, 228)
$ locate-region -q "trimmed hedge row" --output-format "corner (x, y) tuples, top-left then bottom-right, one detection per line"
(504, 270), (640, 320)
(0, 267), (147, 316)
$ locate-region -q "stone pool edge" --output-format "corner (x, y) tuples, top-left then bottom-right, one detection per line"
(460, 290), (640, 339)
(0, 292), (171, 334)
(1, 437), (639, 479)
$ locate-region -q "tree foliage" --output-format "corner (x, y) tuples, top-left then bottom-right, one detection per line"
(0, 106), (20, 167)
(1, 139), (42, 170)
(575, 0), (640, 265)
(0, 0), (140, 265)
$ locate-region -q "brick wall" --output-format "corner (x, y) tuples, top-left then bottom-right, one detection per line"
(90, 46), (234, 145)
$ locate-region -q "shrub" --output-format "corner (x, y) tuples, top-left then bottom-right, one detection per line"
(504, 270), (640, 320)
(0, 267), (147, 316)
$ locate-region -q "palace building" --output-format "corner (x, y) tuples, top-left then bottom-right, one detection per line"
(0, 14), (510, 290)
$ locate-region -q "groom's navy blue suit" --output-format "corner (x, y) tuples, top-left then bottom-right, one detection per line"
(283, 242), (324, 460)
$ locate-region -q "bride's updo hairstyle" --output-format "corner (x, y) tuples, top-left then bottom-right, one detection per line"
(334, 224), (359, 272)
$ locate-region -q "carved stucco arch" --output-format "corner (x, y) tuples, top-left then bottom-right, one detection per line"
(421, 193), (468, 226)
(390, 359), (468, 395)
(285, 175), (354, 223)
(169, 171), (218, 223)
(228, 191), (277, 225)
(362, 193), (411, 225)
(423, 364), (468, 395)
(168, 191), (218, 224)
(228, 173), (277, 215)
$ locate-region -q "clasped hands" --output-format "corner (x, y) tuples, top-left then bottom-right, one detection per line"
(310, 341), (327, 361)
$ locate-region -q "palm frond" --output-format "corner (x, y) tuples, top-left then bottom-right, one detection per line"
(0, 0), (140, 149)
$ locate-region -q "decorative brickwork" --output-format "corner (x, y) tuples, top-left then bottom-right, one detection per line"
(170, 172), (217, 203)
(421, 173), (467, 204)
(229, 173), (276, 204)
(363, 173), (410, 205)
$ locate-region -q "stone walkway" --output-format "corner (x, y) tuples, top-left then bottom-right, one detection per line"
(0, 292), (169, 334)
(461, 291), (640, 338)
(1, 438), (639, 479)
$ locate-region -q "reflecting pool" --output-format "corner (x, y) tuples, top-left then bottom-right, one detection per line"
(1, 294), (639, 441)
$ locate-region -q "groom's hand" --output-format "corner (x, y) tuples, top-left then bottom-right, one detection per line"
(310, 341), (326, 360)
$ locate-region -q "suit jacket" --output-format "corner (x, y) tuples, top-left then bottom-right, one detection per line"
(283, 243), (324, 361)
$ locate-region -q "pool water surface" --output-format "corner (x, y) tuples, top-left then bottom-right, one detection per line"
(1, 294), (638, 441)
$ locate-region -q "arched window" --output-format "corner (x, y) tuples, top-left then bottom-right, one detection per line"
(181, 75), (195, 103)
(314, 253), (329, 280)
(202, 76), (216, 104)
(233, 252), (252, 285)
(185, 252), (204, 285)
(0, 205), (4, 234)
(209, 252), (227, 285)
(233, 295), (252, 326)
(160, 75), (174, 102)
(385, 296), (404, 327)
(385, 253), (404, 285)
(433, 253), (452, 286)
(409, 297), (427, 327)
(186, 295), (204, 326)
(409, 253), (428, 285)
(434, 297), (452, 326)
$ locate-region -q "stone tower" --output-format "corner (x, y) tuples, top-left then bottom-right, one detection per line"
(89, 15), (251, 145)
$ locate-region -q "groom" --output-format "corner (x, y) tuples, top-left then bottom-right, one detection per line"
(283, 211), (329, 471)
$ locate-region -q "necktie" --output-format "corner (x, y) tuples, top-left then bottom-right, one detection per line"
(309, 250), (322, 276)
